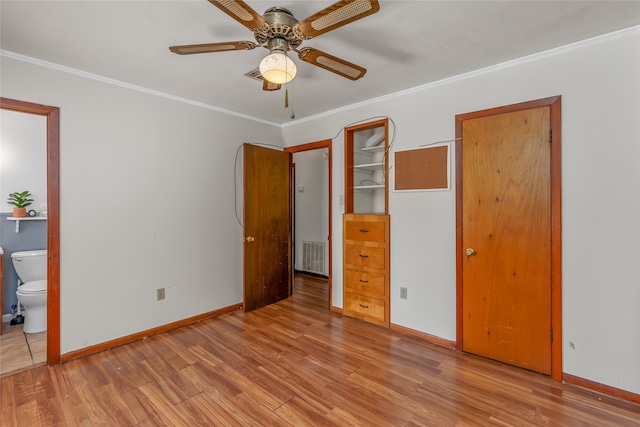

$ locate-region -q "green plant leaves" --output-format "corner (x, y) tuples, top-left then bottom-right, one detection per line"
(7, 190), (34, 208)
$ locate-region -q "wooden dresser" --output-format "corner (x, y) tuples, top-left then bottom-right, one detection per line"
(343, 214), (390, 327)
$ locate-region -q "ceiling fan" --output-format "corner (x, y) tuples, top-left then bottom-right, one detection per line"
(169, 0), (380, 91)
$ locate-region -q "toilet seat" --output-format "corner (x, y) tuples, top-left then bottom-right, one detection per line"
(18, 279), (47, 294)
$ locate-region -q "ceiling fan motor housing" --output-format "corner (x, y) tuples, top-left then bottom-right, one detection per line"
(254, 7), (302, 51)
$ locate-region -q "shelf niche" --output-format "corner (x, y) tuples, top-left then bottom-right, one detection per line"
(344, 119), (389, 214)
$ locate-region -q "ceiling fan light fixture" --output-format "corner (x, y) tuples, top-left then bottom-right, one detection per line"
(259, 50), (297, 84)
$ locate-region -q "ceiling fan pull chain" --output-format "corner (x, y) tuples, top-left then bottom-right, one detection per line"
(287, 82), (295, 119)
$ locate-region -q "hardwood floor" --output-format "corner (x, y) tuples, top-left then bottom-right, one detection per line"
(1, 275), (639, 426)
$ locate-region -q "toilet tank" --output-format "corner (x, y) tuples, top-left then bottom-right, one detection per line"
(11, 250), (47, 283)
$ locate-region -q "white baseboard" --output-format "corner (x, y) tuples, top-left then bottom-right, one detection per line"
(2, 313), (15, 323)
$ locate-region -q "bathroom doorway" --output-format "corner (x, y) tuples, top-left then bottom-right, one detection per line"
(285, 140), (333, 309)
(0, 97), (60, 374)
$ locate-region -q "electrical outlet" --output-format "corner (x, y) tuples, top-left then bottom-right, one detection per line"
(157, 288), (165, 301)
(400, 287), (408, 300)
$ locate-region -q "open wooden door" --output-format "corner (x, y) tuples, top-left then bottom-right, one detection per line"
(456, 97), (562, 378)
(243, 144), (291, 312)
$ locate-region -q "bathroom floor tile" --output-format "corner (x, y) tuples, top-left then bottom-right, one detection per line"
(1, 321), (23, 336)
(28, 338), (47, 355)
(32, 350), (46, 365)
(0, 345), (32, 377)
(0, 331), (28, 350)
(0, 321), (48, 378)
(27, 331), (47, 343)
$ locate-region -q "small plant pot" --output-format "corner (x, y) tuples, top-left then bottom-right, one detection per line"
(13, 207), (27, 218)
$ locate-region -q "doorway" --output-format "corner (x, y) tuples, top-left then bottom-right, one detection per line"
(285, 140), (333, 309)
(0, 97), (61, 367)
(455, 96), (562, 380)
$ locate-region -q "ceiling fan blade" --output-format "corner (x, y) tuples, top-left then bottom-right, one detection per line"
(297, 47), (366, 80)
(263, 80), (282, 91)
(294, 0), (380, 40)
(169, 41), (257, 55)
(207, 0), (268, 31)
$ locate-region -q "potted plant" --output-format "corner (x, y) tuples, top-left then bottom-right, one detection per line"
(7, 191), (34, 218)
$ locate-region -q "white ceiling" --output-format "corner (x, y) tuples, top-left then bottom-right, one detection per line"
(1, 1), (639, 125)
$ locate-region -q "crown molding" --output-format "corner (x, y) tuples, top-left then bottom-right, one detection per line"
(2, 25), (638, 130)
(0, 49), (281, 128)
(282, 25), (640, 128)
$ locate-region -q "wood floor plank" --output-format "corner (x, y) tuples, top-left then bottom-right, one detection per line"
(0, 274), (638, 426)
(8, 369), (36, 407)
(13, 400), (42, 426)
(94, 382), (143, 426)
(211, 351), (296, 411)
(29, 367), (70, 426)
(254, 363), (334, 416)
(131, 381), (193, 426)
(321, 377), (414, 427)
(175, 391), (242, 427)
(273, 395), (341, 427)
(178, 360), (243, 399)
(138, 355), (201, 405)
(41, 395), (77, 427)
(204, 389), (292, 426)
(120, 388), (153, 426)
(95, 351), (143, 395)
(0, 376), (19, 426)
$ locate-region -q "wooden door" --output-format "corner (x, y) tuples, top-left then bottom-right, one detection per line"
(243, 144), (291, 312)
(459, 105), (552, 374)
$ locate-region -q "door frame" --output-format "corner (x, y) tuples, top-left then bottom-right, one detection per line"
(285, 140), (333, 310)
(1, 97), (61, 365)
(455, 96), (562, 381)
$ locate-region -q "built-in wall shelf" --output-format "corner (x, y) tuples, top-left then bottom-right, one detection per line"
(354, 184), (385, 191)
(345, 118), (390, 215)
(361, 145), (386, 153)
(7, 217), (47, 233)
(354, 162), (384, 171)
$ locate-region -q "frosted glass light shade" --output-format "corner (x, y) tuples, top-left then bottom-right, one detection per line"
(259, 51), (297, 84)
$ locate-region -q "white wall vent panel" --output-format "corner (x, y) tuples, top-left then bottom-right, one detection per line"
(302, 241), (325, 275)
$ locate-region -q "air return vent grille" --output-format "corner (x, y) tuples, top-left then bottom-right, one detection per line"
(302, 241), (325, 275)
(244, 67), (265, 81)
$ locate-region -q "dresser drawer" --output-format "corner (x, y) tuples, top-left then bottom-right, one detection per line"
(344, 293), (386, 323)
(344, 244), (385, 269)
(344, 268), (386, 296)
(343, 214), (390, 328)
(344, 220), (386, 243)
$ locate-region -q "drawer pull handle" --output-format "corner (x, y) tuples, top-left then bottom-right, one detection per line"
(359, 304), (369, 309)
(359, 279), (369, 283)
(359, 229), (369, 233)
(359, 254), (369, 258)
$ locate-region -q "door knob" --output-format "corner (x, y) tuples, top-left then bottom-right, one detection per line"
(466, 248), (476, 256)
(245, 236), (255, 243)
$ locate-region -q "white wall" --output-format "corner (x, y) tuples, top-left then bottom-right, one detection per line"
(0, 110), (47, 214)
(282, 29), (640, 395)
(293, 149), (329, 275)
(1, 56), (282, 354)
(2, 27), (638, 396)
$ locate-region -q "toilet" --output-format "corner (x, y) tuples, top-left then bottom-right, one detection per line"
(11, 250), (47, 333)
